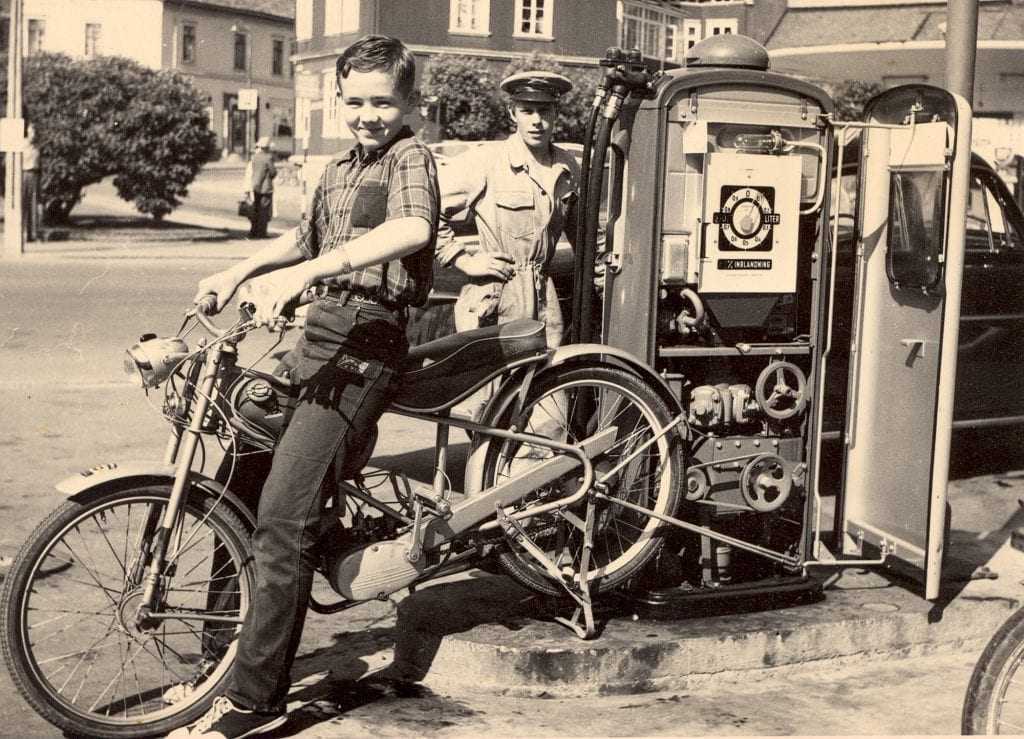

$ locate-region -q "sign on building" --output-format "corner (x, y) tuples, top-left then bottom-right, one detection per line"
(295, 72), (321, 100)
(238, 88), (259, 111)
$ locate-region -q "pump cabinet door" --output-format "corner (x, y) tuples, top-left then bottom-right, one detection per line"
(840, 86), (971, 599)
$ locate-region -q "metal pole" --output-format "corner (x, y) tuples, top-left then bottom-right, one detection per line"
(944, 0), (978, 105)
(247, 30), (253, 155)
(927, 0), (977, 593)
(4, 0), (24, 258)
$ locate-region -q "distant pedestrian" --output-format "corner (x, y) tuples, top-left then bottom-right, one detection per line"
(22, 124), (40, 242)
(244, 136), (277, 239)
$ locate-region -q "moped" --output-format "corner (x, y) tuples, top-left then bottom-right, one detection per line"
(0, 299), (686, 738)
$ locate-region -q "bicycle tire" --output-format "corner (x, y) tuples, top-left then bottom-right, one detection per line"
(1, 484), (254, 738)
(474, 364), (684, 597)
(963, 606), (1024, 734)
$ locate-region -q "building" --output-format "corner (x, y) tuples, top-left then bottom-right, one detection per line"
(761, 0), (1024, 166)
(291, 0), (758, 159)
(618, 0), (759, 65)
(292, 0), (615, 158)
(2, 0), (295, 158)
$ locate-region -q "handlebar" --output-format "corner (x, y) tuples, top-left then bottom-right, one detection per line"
(189, 296), (257, 337)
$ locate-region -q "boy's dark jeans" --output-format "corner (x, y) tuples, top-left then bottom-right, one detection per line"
(226, 297), (407, 713)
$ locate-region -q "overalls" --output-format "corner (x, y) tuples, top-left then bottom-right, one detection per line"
(437, 134), (578, 349)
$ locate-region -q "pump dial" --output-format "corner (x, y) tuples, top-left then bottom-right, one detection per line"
(715, 187), (779, 250)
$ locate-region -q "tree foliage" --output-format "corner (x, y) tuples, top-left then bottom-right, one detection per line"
(422, 54), (505, 141)
(1, 53), (215, 223)
(422, 53), (602, 144)
(827, 80), (884, 121)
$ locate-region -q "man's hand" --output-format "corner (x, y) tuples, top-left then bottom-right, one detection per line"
(194, 268), (245, 313)
(241, 267), (313, 327)
(455, 252), (516, 281)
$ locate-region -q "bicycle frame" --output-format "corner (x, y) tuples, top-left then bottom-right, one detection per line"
(113, 309), (687, 639)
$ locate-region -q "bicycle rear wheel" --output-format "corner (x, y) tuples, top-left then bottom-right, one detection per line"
(475, 365), (685, 597)
(1, 484), (254, 738)
(963, 607), (1024, 734)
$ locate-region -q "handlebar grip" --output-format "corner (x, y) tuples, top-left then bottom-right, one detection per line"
(197, 294), (218, 315)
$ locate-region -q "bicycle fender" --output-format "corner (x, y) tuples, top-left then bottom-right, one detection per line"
(544, 342), (685, 416)
(56, 461), (177, 494)
(55, 462), (256, 530)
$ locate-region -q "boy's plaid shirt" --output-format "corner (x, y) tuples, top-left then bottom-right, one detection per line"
(297, 127), (439, 308)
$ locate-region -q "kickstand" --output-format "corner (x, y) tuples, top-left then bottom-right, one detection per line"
(496, 501), (598, 639)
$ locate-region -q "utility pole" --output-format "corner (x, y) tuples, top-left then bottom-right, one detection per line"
(3, 0), (24, 258)
(944, 0), (978, 106)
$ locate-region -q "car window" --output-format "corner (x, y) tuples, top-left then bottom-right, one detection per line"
(966, 172), (1023, 252)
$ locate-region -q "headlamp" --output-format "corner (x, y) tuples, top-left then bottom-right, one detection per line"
(124, 335), (190, 388)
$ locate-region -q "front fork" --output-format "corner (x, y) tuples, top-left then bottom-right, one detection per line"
(136, 341), (227, 621)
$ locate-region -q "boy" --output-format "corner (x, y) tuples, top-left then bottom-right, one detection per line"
(171, 35), (439, 739)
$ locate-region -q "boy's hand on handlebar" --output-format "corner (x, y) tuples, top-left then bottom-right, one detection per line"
(242, 270), (311, 328)
(194, 269), (244, 314)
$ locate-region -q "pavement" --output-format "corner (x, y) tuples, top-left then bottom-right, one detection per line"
(4, 168), (1024, 735)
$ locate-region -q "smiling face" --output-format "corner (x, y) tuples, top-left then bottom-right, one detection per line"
(509, 101), (557, 154)
(338, 69), (417, 153)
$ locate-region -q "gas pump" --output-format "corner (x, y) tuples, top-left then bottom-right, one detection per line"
(575, 34), (970, 603)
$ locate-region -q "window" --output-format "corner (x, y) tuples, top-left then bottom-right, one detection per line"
(683, 19), (701, 51)
(272, 38), (284, 76)
(450, 0), (490, 35)
(181, 23), (196, 64)
(325, 0), (360, 36)
(515, 0), (552, 38)
(322, 69), (342, 139)
(84, 23), (101, 58)
(296, 0), (312, 40)
(887, 170), (947, 291)
(267, 99), (294, 137)
(619, 2), (683, 63)
(967, 170), (1024, 252)
(233, 32), (247, 72)
(27, 18), (45, 55)
(706, 18), (737, 36)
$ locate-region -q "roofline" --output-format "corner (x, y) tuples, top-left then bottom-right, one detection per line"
(770, 39), (1024, 57)
(169, 0), (293, 24)
(293, 42), (603, 69)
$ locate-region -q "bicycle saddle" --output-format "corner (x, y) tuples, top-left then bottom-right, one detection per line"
(392, 318), (547, 412)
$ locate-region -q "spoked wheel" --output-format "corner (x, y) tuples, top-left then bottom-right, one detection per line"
(475, 365), (684, 597)
(0, 484), (254, 738)
(963, 607), (1024, 734)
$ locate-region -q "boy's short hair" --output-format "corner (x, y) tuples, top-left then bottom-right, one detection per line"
(336, 35), (416, 98)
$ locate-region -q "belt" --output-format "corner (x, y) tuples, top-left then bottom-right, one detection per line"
(306, 284), (405, 313)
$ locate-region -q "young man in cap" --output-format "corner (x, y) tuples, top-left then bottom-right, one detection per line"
(436, 70), (580, 350)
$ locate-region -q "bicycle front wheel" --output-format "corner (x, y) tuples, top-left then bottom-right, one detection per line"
(1, 484), (254, 738)
(477, 365), (685, 597)
(963, 607), (1024, 734)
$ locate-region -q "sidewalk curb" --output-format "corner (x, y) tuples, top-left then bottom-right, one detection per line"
(381, 542), (1024, 697)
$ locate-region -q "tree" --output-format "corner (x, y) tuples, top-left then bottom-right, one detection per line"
(422, 54), (505, 141)
(422, 53), (602, 144)
(827, 80), (884, 121)
(1, 52), (215, 223)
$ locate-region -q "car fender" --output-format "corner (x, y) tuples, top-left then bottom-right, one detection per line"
(55, 461), (256, 531)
